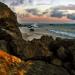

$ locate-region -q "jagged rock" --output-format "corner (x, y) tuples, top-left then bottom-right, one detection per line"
(0, 51), (70, 75)
(0, 2), (16, 20)
(40, 35), (53, 47)
(24, 38), (52, 58)
(0, 2), (25, 58)
(0, 2), (51, 60)
(0, 2), (75, 75)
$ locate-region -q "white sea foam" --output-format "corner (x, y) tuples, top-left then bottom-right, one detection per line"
(49, 30), (75, 38)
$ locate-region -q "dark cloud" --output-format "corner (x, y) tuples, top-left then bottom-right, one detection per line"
(50, 9), (75, 20)
(50, 9), (65, 18)
(26, 9), (43, 16)
(67, 14), (75, 20)
(26, 9), (38, 15)
(10, 0), (24, 6)
(0, 0), (24, 6)
(53, 5), (75, 10)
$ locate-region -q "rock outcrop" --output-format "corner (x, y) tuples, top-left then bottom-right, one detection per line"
(0, 2), (25, 57)
(0, 2), (51, 60)
(0, 50), (32, 75)
(0, 51), (70, 75)
(0, 2), (75, 75)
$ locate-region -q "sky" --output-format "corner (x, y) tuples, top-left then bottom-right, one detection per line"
(50, 0), (75, 6)
(0, 0), (75, 23)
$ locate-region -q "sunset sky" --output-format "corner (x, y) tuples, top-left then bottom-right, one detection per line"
(1, 0), (75, 23)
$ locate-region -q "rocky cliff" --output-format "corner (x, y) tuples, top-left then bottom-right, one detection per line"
(0, 2), (75, 75)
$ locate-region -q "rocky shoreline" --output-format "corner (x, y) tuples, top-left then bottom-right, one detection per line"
(0, 2), (75, 75)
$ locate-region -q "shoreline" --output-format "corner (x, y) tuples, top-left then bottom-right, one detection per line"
(19, 27), (74, 41)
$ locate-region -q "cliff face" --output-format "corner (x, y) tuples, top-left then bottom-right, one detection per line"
(0, 2), (25, 57)
(0, 2), (16, 21)
(0, 2), (51, 59)
(0, 2), (75, 75)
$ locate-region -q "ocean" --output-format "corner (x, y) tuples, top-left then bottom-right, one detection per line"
(20, 23), (75, 39)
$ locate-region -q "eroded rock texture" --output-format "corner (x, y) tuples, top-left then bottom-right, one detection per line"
(0, 2), (51, 60)
(0, 51), (70, 75)
(0, 2), (75, 75)
(0, 2), (25, 57)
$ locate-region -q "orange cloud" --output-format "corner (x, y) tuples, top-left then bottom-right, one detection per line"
(18, 15), (72, 23)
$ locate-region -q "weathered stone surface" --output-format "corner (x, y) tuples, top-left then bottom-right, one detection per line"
(27, 61), (70, 75)
(0, 2), (16, 20)
(0, 2), (75, 75)
(0, 2), (51, 60)
(0, 2), (25, 58)
(0, 51), (69, 75)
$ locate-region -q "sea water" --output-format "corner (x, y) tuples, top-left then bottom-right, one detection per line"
(20, 23), (75, 39)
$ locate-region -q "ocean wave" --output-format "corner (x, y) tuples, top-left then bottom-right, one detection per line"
(49, 30), (75, 38)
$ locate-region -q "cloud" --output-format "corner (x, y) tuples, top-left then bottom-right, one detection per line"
(67, 14), (75, 20)
(50, 5), (75, 20)
(50, 9), (65, 18)
(0, 0), (75, 23)
(10, 0), (24, 6)
(54, 4), (75, 10)
(26, 8), (39, 15)
(0, 0), (24, 6)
